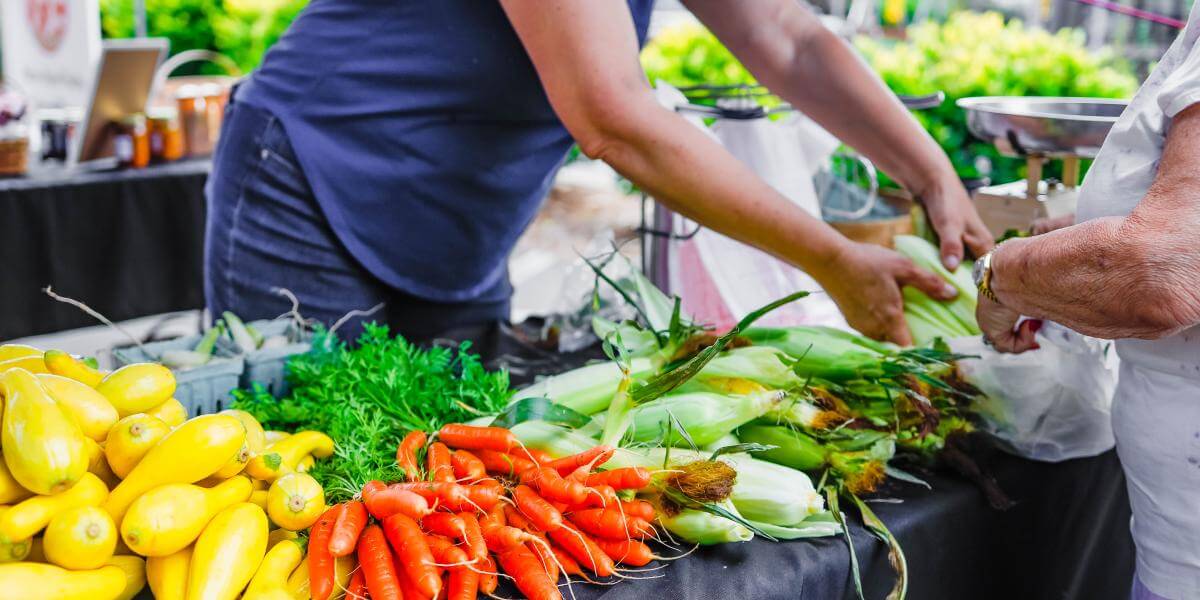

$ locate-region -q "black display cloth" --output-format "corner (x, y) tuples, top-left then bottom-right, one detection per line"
(0, 161), (210, 340)
(461, 321), (1137, 600)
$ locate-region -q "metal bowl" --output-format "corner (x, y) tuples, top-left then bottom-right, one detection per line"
(957, 97), (1127, 158)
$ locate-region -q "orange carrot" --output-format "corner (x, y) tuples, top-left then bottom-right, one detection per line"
(328, 501), (368, 557)
(497, 545), (563, 600)
(547, 522), (615, 577)
(475, 449), (536, 477)
(382, 514), (442, 598)
(392, 481), (471, 507)
(345, 568), (368, 600)
(422, 512), (467, 539)
(363, 481), (432, 520)
(526, 448), (555, 465)
(511, 485), (564, 532)
(526, 531), (559, 582)
(479, 502), (506, 532)
(477, 555), (499, 595)
(568, 485), (620, 510)
(617, 499), (656, 520)
(448, 565), (479, 600)
(592, 537), (655, 567)
(547, 445), (614, 476)
(483, 525), (540, 552)
(437, 424), (520, 452)
(450, 450), (487, 482)
(551, 544), (583, 577)
(457, 512), (488, 562)
(522, 467), (588, 505)
(308, 504), (344, 600)
(425, 535), (469, 565)
(427, 442), (455, 484)
(398, 430), (428, 482)
(466, 480), (504, 510)
(358, 524), (403, 600)
(585, 467), (651, 490)
(568, 508), (655, 539)
(396, 559), (433, 600)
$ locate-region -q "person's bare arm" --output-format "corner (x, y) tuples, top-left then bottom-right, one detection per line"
(985, 104), (1200, 341)
(498, 0), (955, 344)
(683, 0), (992, 269)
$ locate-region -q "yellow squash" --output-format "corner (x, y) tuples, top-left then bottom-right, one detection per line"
(0, 561), (126, 600)
(103, 413), (245, 523)
(286, 555), (355, 600)
(263, 431), (290, 446)
(212, 440), (252, 479)
(1, 368), (89, 495)
(0, 344), (43, 363)
(44, 506), (117, 570)
(44, 350), (107, 387)
(146, 397), (188, 427)
(245, 431), (334, 482)
(105, 413), (171, 479)
(84, 438), (122, 490)
(0, 355), (48, 375)
(38, 374), (119, 441)
(121, 476), (252, 557)
(25, 536), (43, 562)
(0, 473), (108, 541)
(265, 528), (297, 548)
(266, 473), (325, 531)
(0, 455), (32, 504)
(248, 490), (269, 511)
(187, 503), (268, 600)
(95, 363), (176, 417)
(243, 539), (303, 599)
(219, 409), (268, 453)
(146, 546), (192, 600)
(105, 555), (147, 600)
(0, 508), (30, 563)
(296, 455), (315, 473)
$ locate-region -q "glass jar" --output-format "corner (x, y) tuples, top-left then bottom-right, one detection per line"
(113, 114), (150, 169)
(148, 108), (184, 163)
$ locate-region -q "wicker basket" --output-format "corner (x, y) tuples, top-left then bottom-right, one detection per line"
(0, 137), (28, 176)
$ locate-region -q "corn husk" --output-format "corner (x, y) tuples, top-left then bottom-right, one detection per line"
(622, 390), (786, 447)
(508, 358), (655, 415)
(893, 235), (981, 345)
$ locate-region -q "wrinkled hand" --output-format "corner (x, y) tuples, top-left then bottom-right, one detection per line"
(820, 242), (959, 346)
(977, 295), (1041, 353)
(919, 180), (994, 270)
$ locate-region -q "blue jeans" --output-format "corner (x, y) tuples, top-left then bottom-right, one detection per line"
(204, 95), (511, 343)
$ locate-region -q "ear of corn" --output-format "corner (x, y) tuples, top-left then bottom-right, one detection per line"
(507, 358), (655, 415)
(622, 390), (786, 447)
(893, 235), (981, 345)
(657, 505), (754, 545)
(739, 327), (891, 381)
(695, 346), (803, 389)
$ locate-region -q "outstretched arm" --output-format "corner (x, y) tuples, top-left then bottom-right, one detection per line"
(498, 0), (956, 344)
(684, 0), (993, 269)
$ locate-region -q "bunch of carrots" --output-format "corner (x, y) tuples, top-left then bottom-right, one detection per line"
(306, 424), (665, 600)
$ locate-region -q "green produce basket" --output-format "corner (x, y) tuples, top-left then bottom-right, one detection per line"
(240, 318), (313, 396)
(112, 335), (245, 417)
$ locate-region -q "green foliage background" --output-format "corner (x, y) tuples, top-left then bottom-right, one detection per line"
(99, 0), (309, 73)
(641, 12), (1139, 184)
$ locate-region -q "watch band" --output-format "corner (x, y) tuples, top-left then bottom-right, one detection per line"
(976, 247), (1000, 303)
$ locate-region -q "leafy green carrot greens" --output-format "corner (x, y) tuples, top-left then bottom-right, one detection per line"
(232, 323), (510, 502)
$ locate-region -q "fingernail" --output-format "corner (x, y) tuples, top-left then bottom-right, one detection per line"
(944, 255), (960, 270)
(1031, 342), (1041, 350)
(943, 283), (958, 298)
(1029, 320), (1043, 333)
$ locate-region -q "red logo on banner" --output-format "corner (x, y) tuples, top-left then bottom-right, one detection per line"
(26, 0), (69, 53)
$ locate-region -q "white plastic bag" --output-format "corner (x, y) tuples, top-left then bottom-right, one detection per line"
(949, 322), (1119, 462)
(650, 82), (847, 331)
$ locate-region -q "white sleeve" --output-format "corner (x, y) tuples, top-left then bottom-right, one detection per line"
(1158, 31), (1200, 117)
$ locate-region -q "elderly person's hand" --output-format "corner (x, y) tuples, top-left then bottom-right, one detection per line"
(976, 296), (1040, 353)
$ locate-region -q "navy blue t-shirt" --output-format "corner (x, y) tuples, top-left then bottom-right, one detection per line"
(237, 0), (656, 302)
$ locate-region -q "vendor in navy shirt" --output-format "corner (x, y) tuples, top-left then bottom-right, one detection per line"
(205, 0), (990, 344)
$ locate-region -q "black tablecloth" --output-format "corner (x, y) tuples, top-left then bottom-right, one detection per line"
(464, 323), (1137, 600)
(0, 161), (210, 339)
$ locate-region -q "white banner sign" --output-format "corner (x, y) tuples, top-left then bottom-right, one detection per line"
(2, 0), (101, 108)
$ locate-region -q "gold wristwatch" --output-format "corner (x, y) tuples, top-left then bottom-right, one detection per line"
(972, 246), (1001, 303)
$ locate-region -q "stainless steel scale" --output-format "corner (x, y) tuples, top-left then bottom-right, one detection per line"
(957, 97), (1127, 237)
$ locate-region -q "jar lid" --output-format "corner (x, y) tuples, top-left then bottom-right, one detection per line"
(147, 106), (179, 121)
(119, 113), (147, 126)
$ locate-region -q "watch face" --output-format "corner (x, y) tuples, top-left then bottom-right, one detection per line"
(972, 258), (984, 287)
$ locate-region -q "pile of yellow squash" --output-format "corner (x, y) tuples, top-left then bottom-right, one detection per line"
(0, 343), (341, 600)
